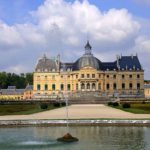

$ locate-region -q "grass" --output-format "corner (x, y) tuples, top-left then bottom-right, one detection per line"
(0, 104), (58, 116)
(111, 103), (150, 114)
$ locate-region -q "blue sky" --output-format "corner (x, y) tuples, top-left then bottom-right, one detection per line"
(0, 0), (150, 79)
(1, 0), (150, 25)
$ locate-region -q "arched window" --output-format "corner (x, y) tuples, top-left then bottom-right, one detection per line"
(45, 84), (48, 90)
(92, 83), (96, 89)
(129, 83), (132, 89)
(52, 84), (55, 91)
(137, 83), (140, 89)
(67, 84), (71, 91)
(113, 83), (117, 90)
(122, 83), (125, 90)
(106, 84), (109, 90)
(81, 83), (85, 90)
(37, 84), (41, 91)
(87, 83), (90, 89)
(76, 84), (78, 90)
(60, 84), (64, 91)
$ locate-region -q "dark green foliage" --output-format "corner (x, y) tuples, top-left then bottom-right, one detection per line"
(142, 101), (146, 104)
(113, 102), (119, 107)
(40, 103), (48, 110)
(122, 103), (131, 108)
(61, 102), (66, 106)
(0, 72), (33, 89)
(108, 102), (113, 106)
(53, 102), (61, 107)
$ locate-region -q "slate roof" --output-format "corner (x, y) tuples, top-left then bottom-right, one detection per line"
(0, 89), (24, 95)
(35, 42), (143, 72)
(25, 85), (33, 91)
(35, 55), (58, 72)
(101, 62), (118, 71)
(118, 56), (142, 70)
(144, 84), (150, 89)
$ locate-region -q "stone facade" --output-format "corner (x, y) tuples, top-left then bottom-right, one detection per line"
(33, 41), (144, 99)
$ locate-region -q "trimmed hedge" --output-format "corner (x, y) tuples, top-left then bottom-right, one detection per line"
(108, 102), (113, 106)
(40, 103), (48, 110)
(122, 103), (131, 108)
(112, 102), (119, 107)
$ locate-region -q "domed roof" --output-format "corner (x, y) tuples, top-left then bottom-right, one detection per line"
(73, 41), (101, 70)
(35, 54), (57, 72)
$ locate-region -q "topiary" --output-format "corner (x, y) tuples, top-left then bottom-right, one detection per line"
(61, 102), (66, 106)
(112, 102), (119, 107)
(40, 103), (48, 110)
(53, 102), (61, 107)
(122, 103), (131, 108)
(108, 102), (113, 106)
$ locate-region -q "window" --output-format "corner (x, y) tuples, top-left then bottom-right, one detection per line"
(52, 84), (55, 91)
(37, 84), (41, 90)
(122, 83), (125, 90)
(45, 84), (48, 90)
(107, 75), (109, 78)
(87, 74), (90, 78)
(60, 84), (64, 91)
(45, 76), (47, 80)
(99, 74), (101, 78)
(81, 83), (85, 90)
(87, 83), (90, 89)
(92, 74), (95, 78)
(81, 74), (84, 78)
(76, 75), (78, 79)
(98, 83), (101, 90)
(113, 75), (116, 79)
(92, 83), (96, 89)
(129, 83), (132, 89)
(68, 75), (70, 78)
(113, 83), (117, 90)
(129, 75), (132, 78)
(122, 75), (125, 79)
(76, 84), (78, 90)
(61, 75), (63, 78)
(137, 83), (140, 89)
(106, 84), (110, 90)
(67, 84), (71, 91)
(137, 74), (140, 78)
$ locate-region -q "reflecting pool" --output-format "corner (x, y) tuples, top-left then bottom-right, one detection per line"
(0, 126), (150, 150)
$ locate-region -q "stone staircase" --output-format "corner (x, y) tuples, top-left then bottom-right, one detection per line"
(68, 91), (110, 104)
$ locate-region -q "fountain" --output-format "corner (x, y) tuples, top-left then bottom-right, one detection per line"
(57, 76), (79, 142)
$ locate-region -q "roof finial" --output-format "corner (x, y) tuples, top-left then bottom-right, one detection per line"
(84, 40), (92, 55)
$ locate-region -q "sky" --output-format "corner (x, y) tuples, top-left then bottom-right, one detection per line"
(0, 0), (150, 79)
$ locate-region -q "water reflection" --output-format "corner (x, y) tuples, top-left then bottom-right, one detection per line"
(0, 126), (149, 150)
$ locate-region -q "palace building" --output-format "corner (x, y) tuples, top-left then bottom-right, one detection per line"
(33, 41), (144, 99)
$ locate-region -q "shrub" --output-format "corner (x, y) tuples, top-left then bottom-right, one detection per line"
(53, 102), (61, 107)
(61, 102), (66, 106)
(108, 102), (113, 106)
(122, 103), (131, 108)
(113, 102), (119, 107)
(40, 103), (48, 110)
(142, 101), (146, 104)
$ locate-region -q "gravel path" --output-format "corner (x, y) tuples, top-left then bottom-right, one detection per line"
(0, 104), (150, 120)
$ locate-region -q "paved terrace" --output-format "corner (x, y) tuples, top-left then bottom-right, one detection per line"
(0, 104), (150, 120)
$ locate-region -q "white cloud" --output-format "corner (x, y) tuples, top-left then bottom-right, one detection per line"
(1, 0), (149, 79)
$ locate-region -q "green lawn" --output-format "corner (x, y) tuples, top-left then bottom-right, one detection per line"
(0, 104), (57, 116)
(112, 103), (150, 114)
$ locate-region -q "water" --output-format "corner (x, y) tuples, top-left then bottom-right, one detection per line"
(0, 126), (150, 150)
